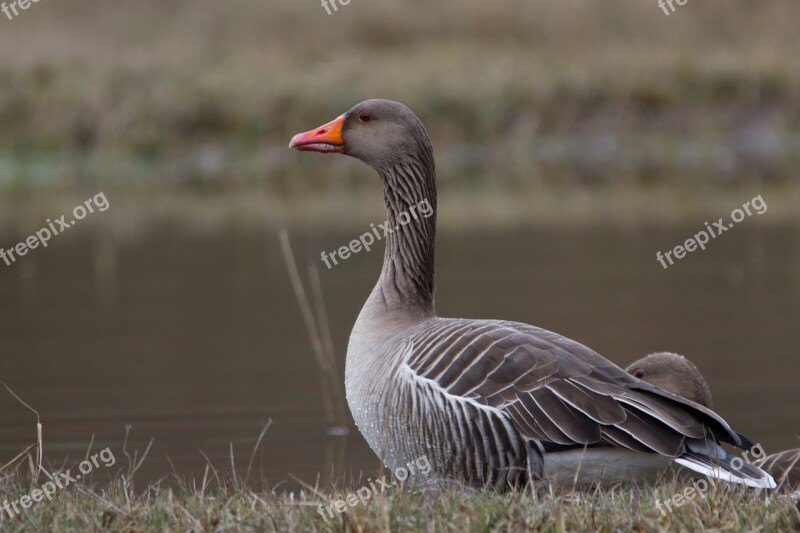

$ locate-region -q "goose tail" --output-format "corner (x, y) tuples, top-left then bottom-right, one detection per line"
(675, 439), (777, 489)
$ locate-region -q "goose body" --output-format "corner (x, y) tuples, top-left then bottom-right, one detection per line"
(290, 99), (776, 489)
(628, 352), (799, 490)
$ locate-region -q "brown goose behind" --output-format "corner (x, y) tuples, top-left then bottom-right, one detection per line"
(627, 352), (799, 490)
(626, 352), (714, 409)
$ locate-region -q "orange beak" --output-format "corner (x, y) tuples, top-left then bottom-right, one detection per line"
(289, 114), (346, 153)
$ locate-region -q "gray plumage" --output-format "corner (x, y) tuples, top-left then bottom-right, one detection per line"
(292, 99), (776, 489)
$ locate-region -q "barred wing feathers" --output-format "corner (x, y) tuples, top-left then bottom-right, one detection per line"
(401, 318), (775, 488)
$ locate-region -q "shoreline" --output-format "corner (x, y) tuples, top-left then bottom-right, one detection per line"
(1, 186), (798, 235)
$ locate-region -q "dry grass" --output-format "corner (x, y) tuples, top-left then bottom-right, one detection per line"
(1, 454), (799, 532)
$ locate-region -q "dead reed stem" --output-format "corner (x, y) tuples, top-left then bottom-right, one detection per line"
(277, 230), (348, 433)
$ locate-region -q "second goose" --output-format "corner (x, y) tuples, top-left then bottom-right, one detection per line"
(628, 352), (799, 491)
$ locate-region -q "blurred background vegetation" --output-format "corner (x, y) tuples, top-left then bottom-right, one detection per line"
(0, 0), (798, 226)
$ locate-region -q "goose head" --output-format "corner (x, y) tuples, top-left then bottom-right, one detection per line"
(289, 99), (433, 172)
(289, 99), (438, 310)
(626, 352), (714, 409)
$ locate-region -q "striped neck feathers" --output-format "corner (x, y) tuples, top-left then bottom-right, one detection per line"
(376, 156), (437, 315)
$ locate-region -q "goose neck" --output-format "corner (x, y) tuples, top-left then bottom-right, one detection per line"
(374, 159), (437, 315)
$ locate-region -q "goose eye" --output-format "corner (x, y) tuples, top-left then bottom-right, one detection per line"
(358, 111), (372, 123)
(634, 369), (646, 379)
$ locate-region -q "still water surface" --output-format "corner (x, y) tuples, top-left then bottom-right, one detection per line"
(0, 220), (798, 487)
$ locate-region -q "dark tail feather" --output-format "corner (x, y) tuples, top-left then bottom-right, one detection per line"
(675, 439), (776, 489)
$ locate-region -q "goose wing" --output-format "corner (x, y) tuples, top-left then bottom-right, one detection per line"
(403, 318), (747, 458)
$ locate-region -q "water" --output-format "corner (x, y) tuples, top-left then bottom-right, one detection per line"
(1, 219), (798, 487)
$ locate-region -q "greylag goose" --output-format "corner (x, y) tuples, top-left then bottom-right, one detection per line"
(626, 352), (714, 409)
(628, 352), (799, 490)
(289, 99), (775, 489)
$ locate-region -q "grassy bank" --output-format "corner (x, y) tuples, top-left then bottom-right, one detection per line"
(1, 467), (798, 532)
